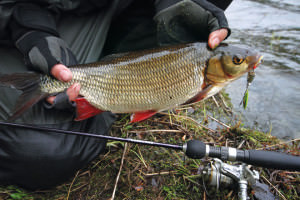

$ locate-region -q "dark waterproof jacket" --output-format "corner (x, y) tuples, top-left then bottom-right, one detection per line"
(0, 0), (135, 44)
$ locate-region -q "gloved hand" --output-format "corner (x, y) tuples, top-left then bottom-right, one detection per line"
(14, 31), (78, 74)
(10, 3), (78, 74)
(10, 3), (80, 111)
(154, 0), (231, 48)
(46, 64), (81, 110)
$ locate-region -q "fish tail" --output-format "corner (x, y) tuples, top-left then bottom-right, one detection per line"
(0, 72), (48, 121)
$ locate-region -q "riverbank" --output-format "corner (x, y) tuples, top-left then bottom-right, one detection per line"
(0, 94), (299, 200)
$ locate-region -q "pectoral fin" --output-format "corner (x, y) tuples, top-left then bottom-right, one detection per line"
(74, 97), (103, 121)
(185, 85), (222, 104)
(130, 110), (157, 123)
(185, 85), (214, 104)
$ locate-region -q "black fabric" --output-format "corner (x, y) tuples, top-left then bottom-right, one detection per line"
(9, 3), (77, 74)
(207, 0), (232, 10)
(15, 31), (51, 55)
(0, 112), (115, 189)
(43, 90), (76, 111)
(154, 0), (231, 46)
(155, 0), (181, 13)
(12, 3), (58, 38)
(14, 31), (77, 74)
(192, 0), (229, 29)
(102, 0), (157, 55)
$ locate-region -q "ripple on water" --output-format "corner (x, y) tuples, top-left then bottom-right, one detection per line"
(222, 0), (300, 139)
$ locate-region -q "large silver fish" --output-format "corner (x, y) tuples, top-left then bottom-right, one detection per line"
(0, 43), (263, 122)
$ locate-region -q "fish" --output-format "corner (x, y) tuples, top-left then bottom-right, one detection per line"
(0, 42), (263, 123)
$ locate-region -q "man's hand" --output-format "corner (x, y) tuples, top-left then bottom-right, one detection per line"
(46, 64), (80, 104)
(208, 28), (228, 49)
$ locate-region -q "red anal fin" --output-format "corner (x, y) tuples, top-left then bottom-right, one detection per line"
(74, 97), (104, 121)
(130, 110), (157, 123)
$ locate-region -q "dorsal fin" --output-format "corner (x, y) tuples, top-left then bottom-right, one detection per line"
(100, 52), (131, 62)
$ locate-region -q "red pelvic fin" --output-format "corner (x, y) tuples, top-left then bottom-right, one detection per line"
(130, 110), (157, 123)
(74, 97), (104, 121)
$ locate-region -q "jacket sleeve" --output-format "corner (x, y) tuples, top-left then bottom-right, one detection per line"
(9, 3), (77, 74)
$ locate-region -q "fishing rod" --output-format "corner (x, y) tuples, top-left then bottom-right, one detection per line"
(0, 121), (299, 171)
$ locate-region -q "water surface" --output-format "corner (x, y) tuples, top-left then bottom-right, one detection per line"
(224, 0), (300, 139)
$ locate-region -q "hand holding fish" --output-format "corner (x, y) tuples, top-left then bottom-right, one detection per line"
(208, 28), (228, 49)
(46, 64), (80, 105)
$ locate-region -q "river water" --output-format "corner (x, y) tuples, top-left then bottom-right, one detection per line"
(223, 0), (300, 139)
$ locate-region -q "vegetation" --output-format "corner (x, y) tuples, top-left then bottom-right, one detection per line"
(0, 92), (299, 200)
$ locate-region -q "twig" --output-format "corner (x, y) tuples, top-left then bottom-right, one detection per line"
(261, 174), (287, 200)
(183, 175), (201, 186)
(174, 106), (193, 111)
(130, 147), (148, 168)
(66, 170), (80, 200)
(159, 112), (217, 134)
(256, 138), (300, 150)
(128, 129), (183, 134)
(237, 140), (246, 149)
(225, 190), (233, 199)
(71, 183), (89, 193)
(111, 140), (128, 200)
(207, 115), (231, 129)
(211, 96), (219, 107)
(91, 150), (111, 169)
(218, 93), (232, 114)
(143, 171), (176, 177)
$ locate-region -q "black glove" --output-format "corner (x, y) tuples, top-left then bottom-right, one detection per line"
(10, 3), (77, 74)
(14, 31), (77, 74)
(43, 90), (76, 112)
(154, 0), (231, 45)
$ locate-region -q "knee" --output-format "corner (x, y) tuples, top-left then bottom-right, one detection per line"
(0, 129), (106, 189)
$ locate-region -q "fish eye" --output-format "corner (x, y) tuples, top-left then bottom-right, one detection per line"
(232, 54), (244, 65)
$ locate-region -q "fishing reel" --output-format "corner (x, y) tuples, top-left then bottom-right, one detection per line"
(202, 158), (259, 200)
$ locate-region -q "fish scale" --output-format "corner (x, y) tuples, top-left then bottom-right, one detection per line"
(41, 43), (210, 113)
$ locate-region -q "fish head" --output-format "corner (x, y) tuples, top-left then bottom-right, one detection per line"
(205, 44), (263, 84)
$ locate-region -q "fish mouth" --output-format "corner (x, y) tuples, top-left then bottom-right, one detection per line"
(251, 54), (264, 69)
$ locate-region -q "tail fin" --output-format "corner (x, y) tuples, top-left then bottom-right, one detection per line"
(0, 72), (47, 121)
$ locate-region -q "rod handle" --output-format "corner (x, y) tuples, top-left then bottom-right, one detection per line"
(184, 140), (300, 171)
(240, 150), (300, 171)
